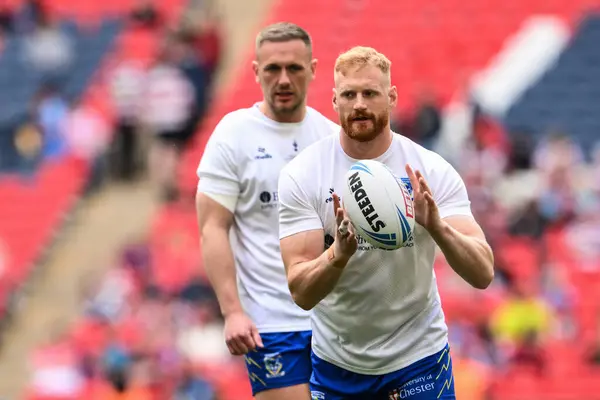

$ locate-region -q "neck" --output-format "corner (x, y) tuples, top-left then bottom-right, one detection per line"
(340, 128), (393, 160)
(259, 101), (306, 123)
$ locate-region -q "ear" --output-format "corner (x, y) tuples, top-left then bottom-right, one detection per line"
(332, 88), (338, 112)
(252, 61), (259, 84)
(389, 85), (398, 108)
(310, 58), (318, 81)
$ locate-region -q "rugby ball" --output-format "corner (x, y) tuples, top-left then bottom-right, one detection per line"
(341, 160), (415, 250)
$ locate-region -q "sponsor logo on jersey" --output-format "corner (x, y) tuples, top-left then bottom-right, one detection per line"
(264, 353), (285, 378)
(255, 147), (273, 160)
(259, 191), (278, 210)
(388, 374), (434, 399)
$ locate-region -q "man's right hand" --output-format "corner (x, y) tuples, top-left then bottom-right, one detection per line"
(332, 193), (358, 265)
(224, 312), (264, 355)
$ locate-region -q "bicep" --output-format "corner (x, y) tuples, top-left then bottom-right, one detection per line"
(196, 192), (234, 234)
(280, 229), (325, 271)
(443, 215), (486, 241)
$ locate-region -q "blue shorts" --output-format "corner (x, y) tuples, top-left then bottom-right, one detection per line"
(244, 330), (312, 396)
(310, 344), (455, 400)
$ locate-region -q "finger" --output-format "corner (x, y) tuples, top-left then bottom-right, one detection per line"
(405, 164), (420, 193)
(226, 339), (243, 356)
(230, 337), (249, 354)
(335, 207), (345, 226)
(347, 220), (356, 235)
(251, 327), (264, 348)
(416, 171), (433, 196)
(338, 219), (349, 236)
(332, 193), (341, 214)
(226, 341), (236, 355)
(240, 332), (256, 352)
(347, 232), (356, 243)
(424, 192), (438, 211)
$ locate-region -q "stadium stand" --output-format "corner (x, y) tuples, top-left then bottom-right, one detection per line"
(0, 0), (182, 322)
(505, 13), (600, 157)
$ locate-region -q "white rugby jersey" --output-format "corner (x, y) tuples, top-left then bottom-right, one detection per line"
(278, 132), (473, 374)
(197, 103), (338, 333)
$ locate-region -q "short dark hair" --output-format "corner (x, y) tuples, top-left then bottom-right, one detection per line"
(255, 22), (312, 56)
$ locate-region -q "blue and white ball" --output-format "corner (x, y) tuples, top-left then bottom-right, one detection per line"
(341, 160), (415, 250)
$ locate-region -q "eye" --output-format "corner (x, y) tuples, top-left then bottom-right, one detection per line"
(363, 90), (378, 98)
(341, 91), (356, 99)
(264, 64), (281, 73)
(287, 64), (304, 73)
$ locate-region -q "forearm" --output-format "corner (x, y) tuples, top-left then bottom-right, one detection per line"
(288, 247), (348, 311)
(202, 233), (243, 316)
(430, 222), (494, 289)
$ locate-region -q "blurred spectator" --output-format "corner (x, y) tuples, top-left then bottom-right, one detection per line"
(490, 282), (554, 374)
(179, 1), (223, 80)
(587, 311), (600, 365)
(538, 166), (577, 227)
(0, 3), (14, 34)
(28, 325), (86, 399)
(129, 0), (161, 29)
(23, 12), (74, 83)
(33, 83), (69, 160)
(109, 60), (146, 181)
(452, 345), (492, 400)
(173, 360), (216, 400)
(412, 88), (442, 150)
(142, 33), (196, 201)
(540, 266), (577, 340)
(62, 98), (110, 191)
(13, 119), (43, 173)
(534, 132), (585, 175)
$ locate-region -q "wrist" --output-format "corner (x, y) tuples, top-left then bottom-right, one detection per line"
(428, 220), (450, 242)
(327, 245), (350, 269)
(222, 307), (245, 319)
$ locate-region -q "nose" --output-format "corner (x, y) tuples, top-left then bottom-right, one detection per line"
(278, 70), (291, 86)
(353, 95), (367, 110)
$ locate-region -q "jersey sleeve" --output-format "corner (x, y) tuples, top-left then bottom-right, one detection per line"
(431, 156), (473, 219)
(278, 167), (323, 239)
(196, 117), (240, 197)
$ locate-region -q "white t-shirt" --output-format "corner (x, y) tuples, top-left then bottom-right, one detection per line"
(278, 132), (473, 375)
(197, 103), (339, 333)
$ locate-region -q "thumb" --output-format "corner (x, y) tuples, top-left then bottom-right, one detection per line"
(251, 326), (264, 348)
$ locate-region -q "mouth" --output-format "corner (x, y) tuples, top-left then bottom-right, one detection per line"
(275, 92), (294, 98)
(351, 116), (372, 122)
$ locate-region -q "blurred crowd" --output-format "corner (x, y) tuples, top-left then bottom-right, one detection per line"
(3, 1), (597, 398)
(1, 0), (222, 203)
(26, 241), (230, 400)
(393, 92), (600, 398)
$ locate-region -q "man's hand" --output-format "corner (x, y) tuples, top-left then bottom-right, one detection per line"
(405, 164), (444, 234)
(223, 312), (264, 355)
(331, 193), (358, 265)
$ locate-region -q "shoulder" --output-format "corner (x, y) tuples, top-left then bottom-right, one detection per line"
(206, 106), (263, 152)
(393, 133), (456, 175)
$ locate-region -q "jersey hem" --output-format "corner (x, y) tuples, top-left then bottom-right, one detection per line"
(279, 225), (323, 240)
(257, 323), (312, 334)
(312, 340), (448, 375)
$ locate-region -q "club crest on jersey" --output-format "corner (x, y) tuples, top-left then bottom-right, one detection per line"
(311, 391), (325, 400)
(264, 353), (285, 378)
